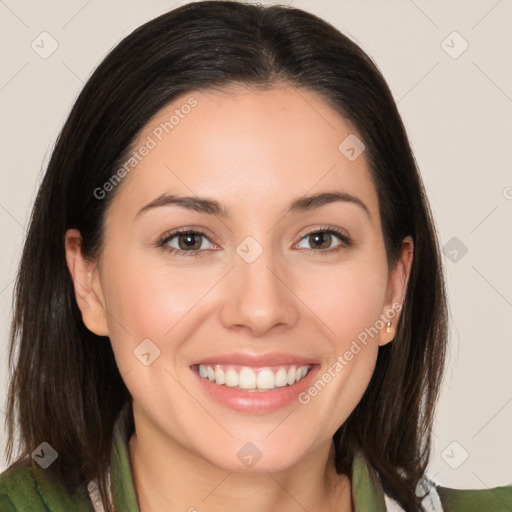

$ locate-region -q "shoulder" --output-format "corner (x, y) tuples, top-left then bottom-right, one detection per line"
(382, 471), (512, 512)
(354, 449), (512, 512)
(435, 482), (512, 512)
(0, 463), (38, 511)
(0, 462), (51, 511)
(0, 461), (95, 512)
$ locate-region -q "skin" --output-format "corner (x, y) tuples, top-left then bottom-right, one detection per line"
(65, 85), (413, 512)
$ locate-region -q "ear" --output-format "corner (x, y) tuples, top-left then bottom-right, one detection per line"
(64, 228), (109, 336)
(378, 236), (414, 346)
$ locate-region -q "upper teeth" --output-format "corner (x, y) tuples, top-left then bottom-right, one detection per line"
(198, 364), (311, 391)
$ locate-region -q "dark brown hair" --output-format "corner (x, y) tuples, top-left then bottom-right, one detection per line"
(4, 1), (447, 510)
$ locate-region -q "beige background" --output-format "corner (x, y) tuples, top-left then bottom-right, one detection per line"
(1, 0), (511, 490)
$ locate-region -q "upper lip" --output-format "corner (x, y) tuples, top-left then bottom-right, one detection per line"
(191, 352), (318, 368)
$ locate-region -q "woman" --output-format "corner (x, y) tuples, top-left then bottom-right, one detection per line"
(1, 1), (510, 511)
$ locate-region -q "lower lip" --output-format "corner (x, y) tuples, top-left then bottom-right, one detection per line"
(191, 365), (319, 413)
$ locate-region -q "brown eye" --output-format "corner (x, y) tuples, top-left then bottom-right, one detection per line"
(175, 232), (203, 250)
(307, 232), (333, 250)
(295, 228), (351, 255)
(158, 229), (216, 257)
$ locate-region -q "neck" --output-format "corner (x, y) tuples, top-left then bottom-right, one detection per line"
(128, 421), (353, 512)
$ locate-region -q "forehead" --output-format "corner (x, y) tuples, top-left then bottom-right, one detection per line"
(108, 86), (378, 221)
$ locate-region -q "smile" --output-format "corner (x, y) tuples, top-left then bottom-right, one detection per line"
(195, 363), (312, 392)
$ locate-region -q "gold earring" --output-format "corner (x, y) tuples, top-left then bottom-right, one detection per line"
(385, 321), (392, 333)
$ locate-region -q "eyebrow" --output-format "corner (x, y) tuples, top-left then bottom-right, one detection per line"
(135, 190), (371, 220)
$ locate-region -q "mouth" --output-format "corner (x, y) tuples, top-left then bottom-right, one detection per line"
(192, 363), (313, 392)
(189, 355), (320, 413)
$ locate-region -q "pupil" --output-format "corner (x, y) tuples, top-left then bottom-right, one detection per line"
(180, 234), (200, 250)
(311, 232), (330, 249)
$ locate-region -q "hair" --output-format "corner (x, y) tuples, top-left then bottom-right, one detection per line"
(4, 1), (448, 510)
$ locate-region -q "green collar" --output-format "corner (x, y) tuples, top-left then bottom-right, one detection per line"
(109, 419), (388, 512)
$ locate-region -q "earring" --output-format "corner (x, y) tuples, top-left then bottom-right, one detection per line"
(385, 321), (392, 333)
(87, 272), (93, 279)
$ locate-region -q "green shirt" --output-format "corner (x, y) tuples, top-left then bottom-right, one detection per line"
(1, 417), (511, 511)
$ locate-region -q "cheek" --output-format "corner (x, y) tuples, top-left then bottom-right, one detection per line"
(99, 258), (211, 403)
(103, 253), (214, 336)
(99, 249), (226, 384)
(298, 259), (388, 348)
(296, 265), (386, 432)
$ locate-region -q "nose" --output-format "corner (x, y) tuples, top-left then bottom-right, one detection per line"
(219, 242), (300, 337)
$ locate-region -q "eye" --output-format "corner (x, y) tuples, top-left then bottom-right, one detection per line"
(157, 228), (217, 257)
(157, 226), (352, 258)
(295, 227), (351, 255)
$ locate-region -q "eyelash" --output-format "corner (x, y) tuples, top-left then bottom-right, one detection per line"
(157, 226), (352, 258)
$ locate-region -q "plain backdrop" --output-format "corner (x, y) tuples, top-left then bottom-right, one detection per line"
(1, 0), (511, 490)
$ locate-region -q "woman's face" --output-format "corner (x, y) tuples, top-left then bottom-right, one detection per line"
(67, 86), (412, 472)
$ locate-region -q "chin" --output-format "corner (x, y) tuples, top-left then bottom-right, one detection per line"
(194, 436), (313, 474)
